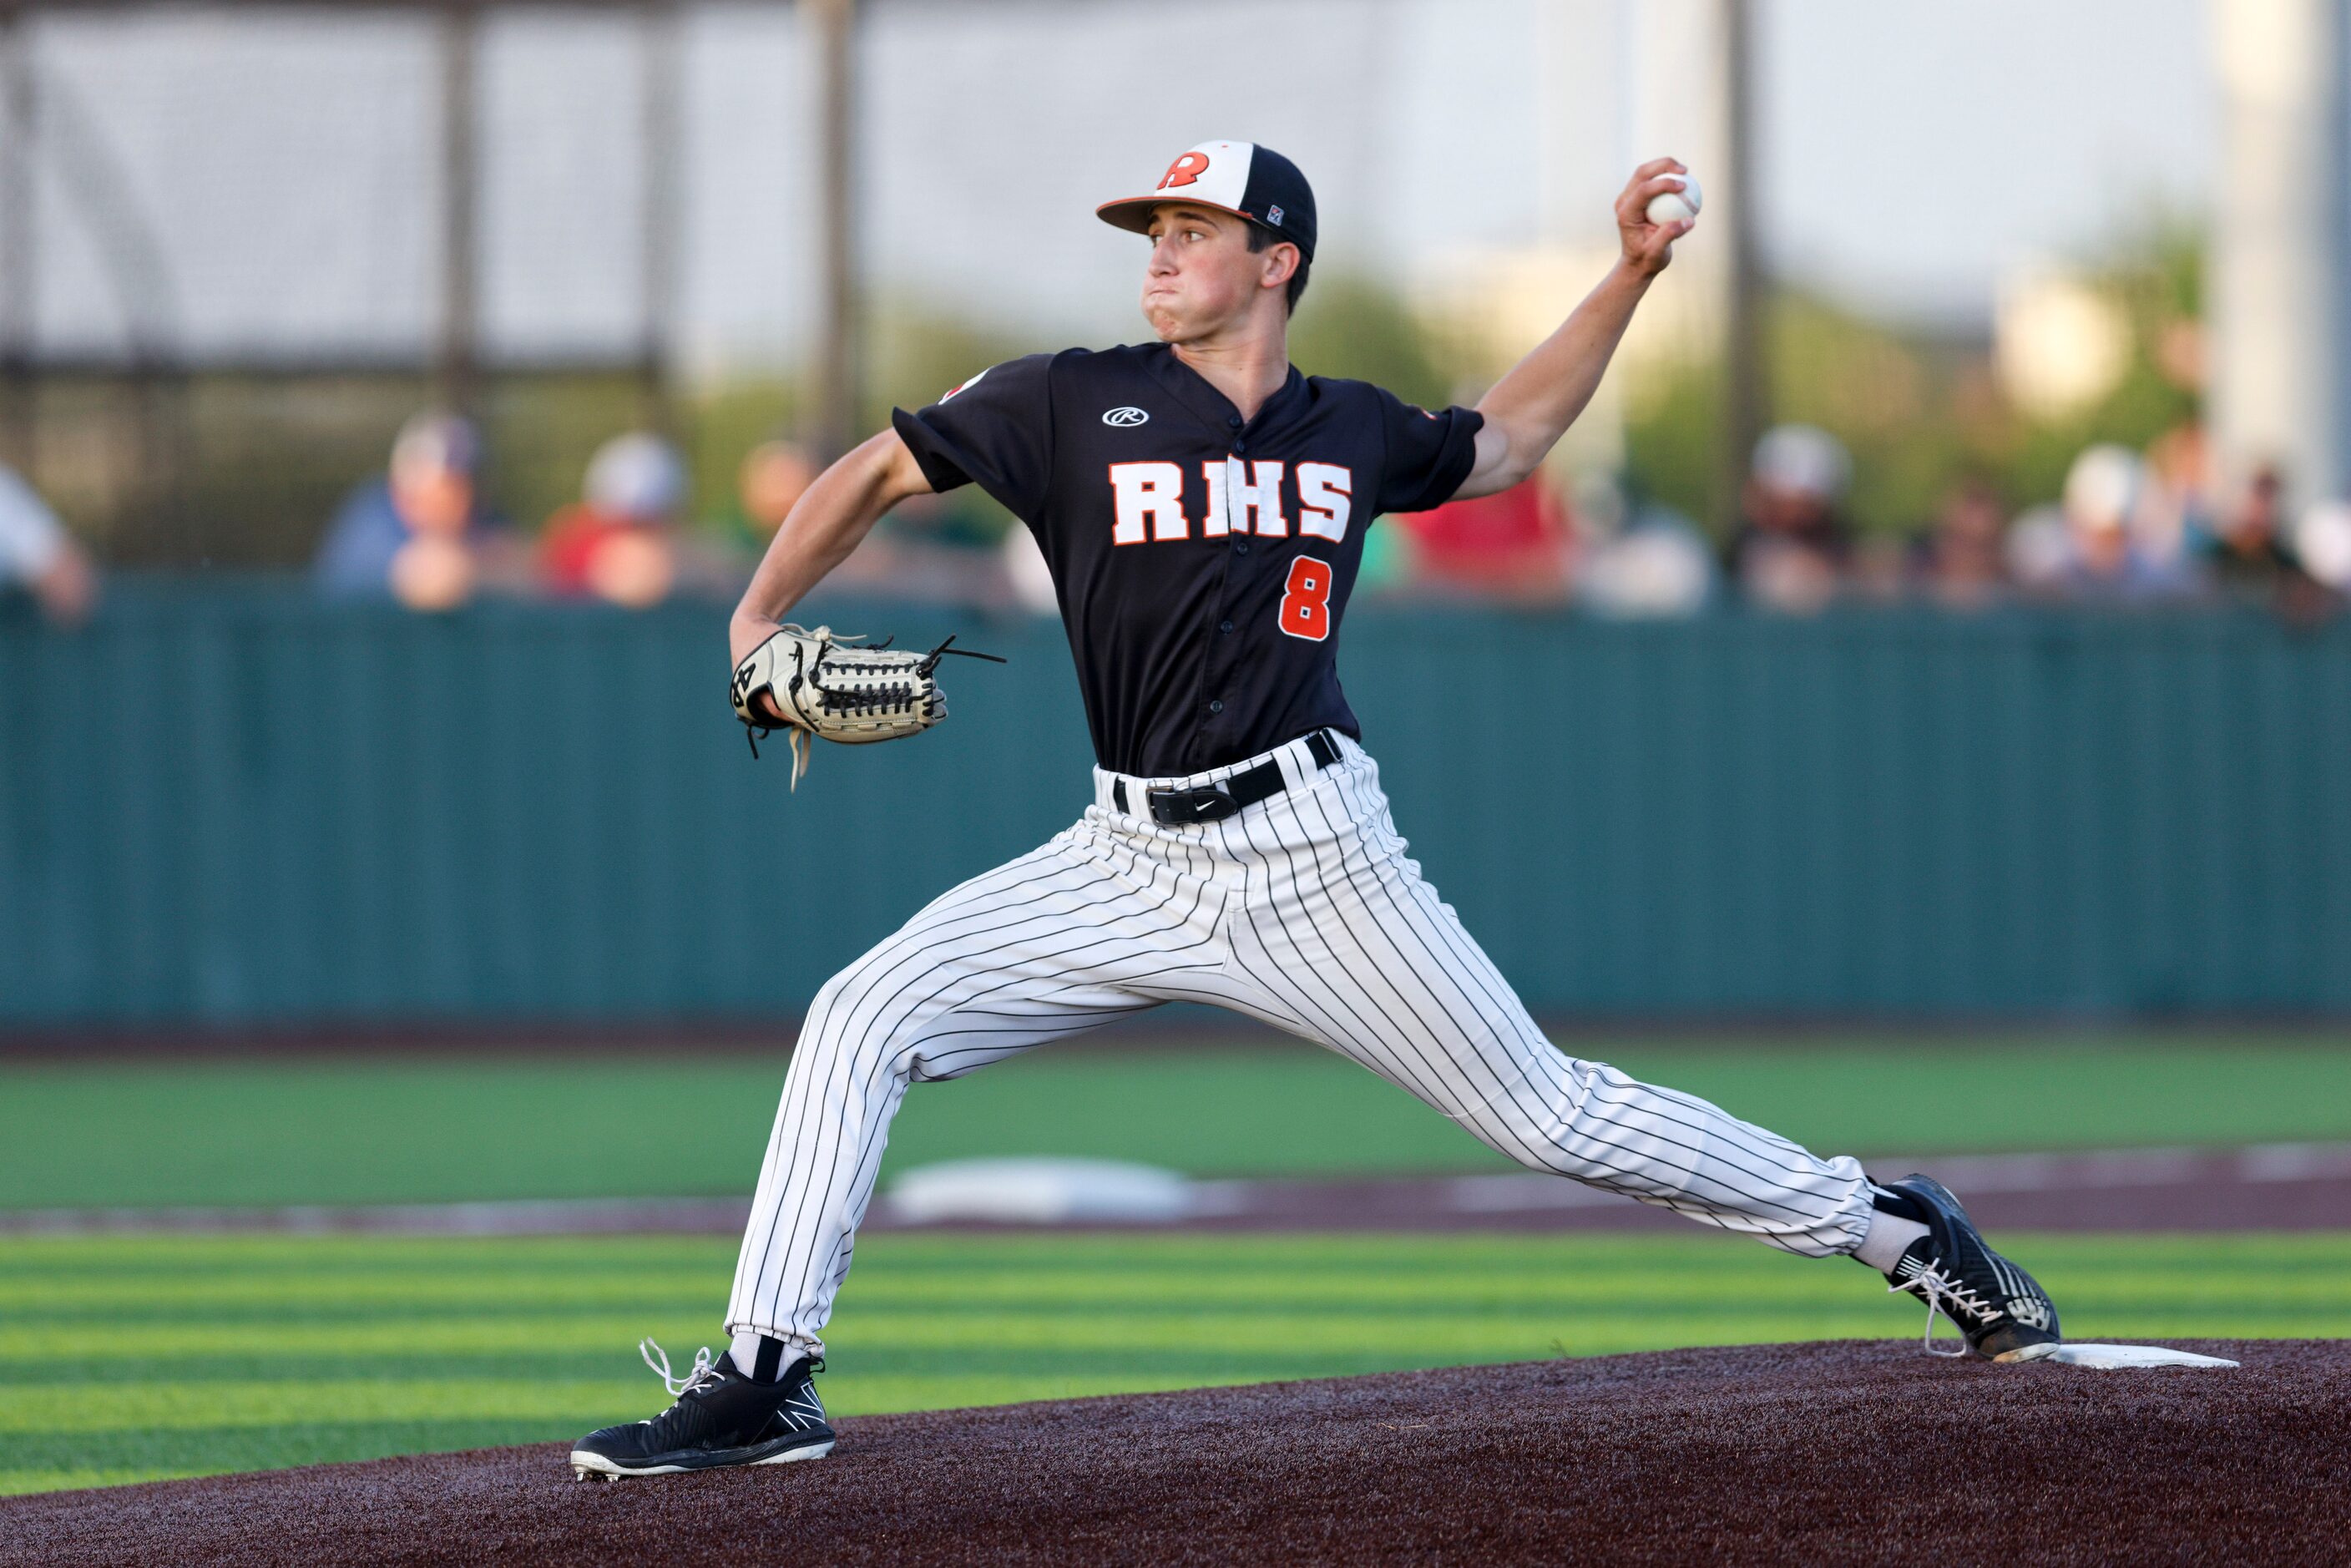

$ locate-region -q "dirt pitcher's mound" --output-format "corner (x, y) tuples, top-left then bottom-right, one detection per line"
(6, 1340), (2345, 1566)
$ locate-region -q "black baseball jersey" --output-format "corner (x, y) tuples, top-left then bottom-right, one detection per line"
(891, 342), (1483, 777)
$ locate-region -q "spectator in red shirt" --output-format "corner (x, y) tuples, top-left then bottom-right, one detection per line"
(1394, 471), (1574, 603)
(539, 432), (686, 608)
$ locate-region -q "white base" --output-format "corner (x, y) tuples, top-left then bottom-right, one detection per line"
(2008, 1343), (2239, 1370)
(883, 1157), (1193, 1225)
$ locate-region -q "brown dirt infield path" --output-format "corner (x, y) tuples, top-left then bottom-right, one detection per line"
(5, 1340), (2344, 1566)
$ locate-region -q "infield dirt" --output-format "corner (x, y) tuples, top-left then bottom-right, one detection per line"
(4, 1339), (2342, 1565)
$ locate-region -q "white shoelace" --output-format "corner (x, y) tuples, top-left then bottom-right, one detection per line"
(1890, 1262), (1998, 1358)
(640, 1337), (726, 1399)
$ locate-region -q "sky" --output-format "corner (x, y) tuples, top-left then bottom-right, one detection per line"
(10, 0), (2219, 369)
(1755, 0), (2213, 324)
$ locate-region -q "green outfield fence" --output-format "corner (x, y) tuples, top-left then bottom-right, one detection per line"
(4, 581), (2350, 1029)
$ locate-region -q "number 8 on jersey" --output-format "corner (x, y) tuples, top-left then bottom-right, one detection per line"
(1281, 555), (1332, 640)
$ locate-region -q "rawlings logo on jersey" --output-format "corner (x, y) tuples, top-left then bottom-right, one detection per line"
(1102, 407), (1150, 427)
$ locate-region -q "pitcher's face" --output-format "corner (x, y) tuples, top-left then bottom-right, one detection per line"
(1140, 204), (1292, 344)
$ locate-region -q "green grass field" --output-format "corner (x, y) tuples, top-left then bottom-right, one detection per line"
(6, 1035), (2351, 1210)
(6, 1230), (2347, 1497)
(5, 1035), (2346, 1500)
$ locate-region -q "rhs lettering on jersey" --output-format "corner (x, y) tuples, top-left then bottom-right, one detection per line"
(1111, 463), (1352, 544)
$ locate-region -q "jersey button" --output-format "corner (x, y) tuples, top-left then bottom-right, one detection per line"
(1219, 619), (1234, 634)
(1234, 540), (1250, 555)
(1208, 699), (1225, 714)
(1232, 440), (1247, 455)
(1226, 415), (1244, 428)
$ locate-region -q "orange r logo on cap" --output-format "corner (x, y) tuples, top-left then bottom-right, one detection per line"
(1156, 152), (1210, 190)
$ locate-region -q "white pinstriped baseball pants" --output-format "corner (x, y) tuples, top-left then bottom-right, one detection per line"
(728, 731), (1875, 1354)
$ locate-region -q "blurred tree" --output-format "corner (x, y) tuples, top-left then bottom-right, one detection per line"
(862, 298), (1030, 438)
(1287, 275), (1450, 410)
(684, 379), (799, 534)
(478, 372), (649, 535)
(844, 298), (1033, 539)
(1998, 216), (2203, 511)
(1621, 214), (2206, 540)
(1622, 358), (1722, 527)
(48, 220), (2208, 569)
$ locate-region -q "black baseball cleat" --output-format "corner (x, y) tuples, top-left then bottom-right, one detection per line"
(570, 1338), (835, 1480)
(1874, 1175), (2062, 1363)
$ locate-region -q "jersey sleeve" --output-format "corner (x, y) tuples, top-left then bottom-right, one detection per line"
(890, 354), (1057, 523)
(1373, 387), (1484, 516)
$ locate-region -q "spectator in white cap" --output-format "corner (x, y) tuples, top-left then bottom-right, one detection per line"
(1727, 423), (1853, 614)
(539, 431), (686, 608)
(2050, 443), (2197, 602)
(0, 462), (97, 626)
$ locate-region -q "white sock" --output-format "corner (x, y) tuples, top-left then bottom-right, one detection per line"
(728, 1330), (774, 1380)
(1852, 1210), (1929, 1274)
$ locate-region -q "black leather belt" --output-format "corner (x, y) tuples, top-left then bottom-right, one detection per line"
(1113, 730), (1342, 825)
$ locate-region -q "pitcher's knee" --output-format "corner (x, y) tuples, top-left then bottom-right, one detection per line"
(794, 969), (925, 1085)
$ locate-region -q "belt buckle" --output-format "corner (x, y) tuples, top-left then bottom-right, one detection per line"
(1149, 783), (1239, 824)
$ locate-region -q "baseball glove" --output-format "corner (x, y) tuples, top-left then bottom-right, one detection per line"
(729, 624), (1004, 787)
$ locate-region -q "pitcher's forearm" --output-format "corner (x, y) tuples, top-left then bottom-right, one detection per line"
(1453, 158), (1691, 500)
(732, 432), (932, 656)
(1471, 261), (1653, 490)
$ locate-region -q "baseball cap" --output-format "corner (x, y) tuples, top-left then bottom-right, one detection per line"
(1751, 424), (1851, 503)
(390, 410), (481, 483)
(1097, 140), (1317, 263)
(2063, 443), (2141, 533)
(585, 431), (686, 523)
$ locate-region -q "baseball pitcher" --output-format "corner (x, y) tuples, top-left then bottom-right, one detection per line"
(571, 141), (2060, 1480)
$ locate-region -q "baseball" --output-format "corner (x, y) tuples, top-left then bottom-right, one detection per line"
(1646, 174), (1701, 227)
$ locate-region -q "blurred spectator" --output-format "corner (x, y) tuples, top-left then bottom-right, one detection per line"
(1848, 534), (1912, 604)
(2207, 466), (2298, 590)
(2208, 465), (2335, 621)
(2143, 421), (2217, 563)
(715, 438), (817, 564)
(1003, 523), (1058, 615)
(2045, 443), (2200, 603)
(1727, 425), (1853, 614)
(539, 432), (685, 609)
(1919, 478), (2012, 609)
(314, 412), (515, 611)
(1574, 478), (1715, 618)
(825, 488), (1018, 609)
(2005, 503), (2072, 592)
(1393, 473), (1574, 604)
(0, 463), (98, 626)
(2295, 501), (2351, 595)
